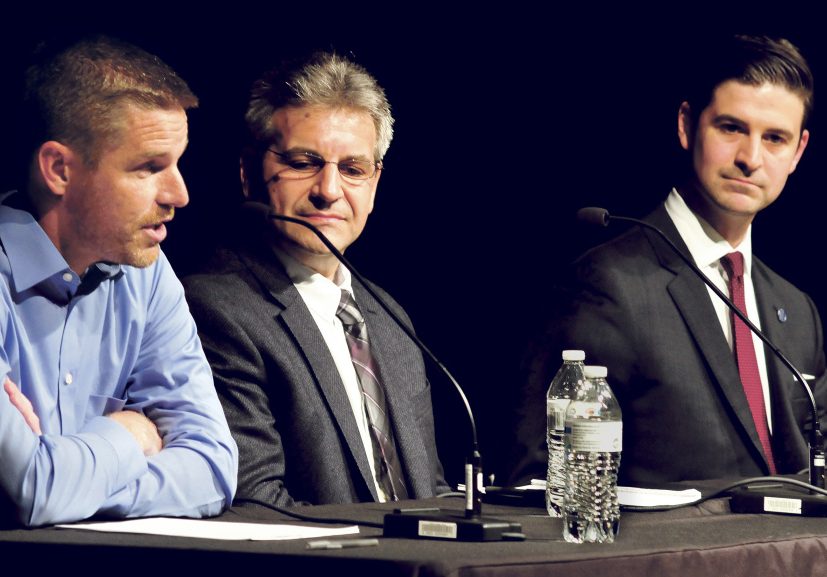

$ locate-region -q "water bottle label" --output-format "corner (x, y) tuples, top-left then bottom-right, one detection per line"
(567, 401), (604, 420)
(547, 399), (571, 431)
(568, 420), (622, 452)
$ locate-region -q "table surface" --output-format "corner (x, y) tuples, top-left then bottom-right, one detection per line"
(3, 492), (827, 577)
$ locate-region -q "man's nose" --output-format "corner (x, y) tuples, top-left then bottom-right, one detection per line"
(310, 163), (344, 205)
(734, 136), (763, 175)
(158, 166), (189, 208)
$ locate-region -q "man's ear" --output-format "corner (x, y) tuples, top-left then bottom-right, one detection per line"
(240, 153), (271, 203)
(37, 141), (75, 196)
(366, 168), (380, 214)
(677, 102), (693, 151)
(788, 128), (809, 174)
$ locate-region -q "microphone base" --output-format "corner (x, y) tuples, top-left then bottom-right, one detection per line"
(729, 485), (827, 517)
(383, 508), (524, 541)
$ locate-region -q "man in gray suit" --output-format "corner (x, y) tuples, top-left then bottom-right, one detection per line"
(184, 52), (449, 507)
(509, 35), (827, 487)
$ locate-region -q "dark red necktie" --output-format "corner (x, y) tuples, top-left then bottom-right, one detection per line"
(720, 252), (777, 474)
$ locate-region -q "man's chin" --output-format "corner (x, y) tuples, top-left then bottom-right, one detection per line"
(125, 245), (161, 269)
(279, 233), (347, 256)
(715, 193), (768, 217)
(295, 245), (339, 261)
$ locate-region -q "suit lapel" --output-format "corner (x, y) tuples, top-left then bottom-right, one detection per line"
(645, 207), (769, 466)
(238, 247), (379, 500)
(752, 260), (809, 471)
(752, 260), (791, 395)
(354, 283), (431, 497)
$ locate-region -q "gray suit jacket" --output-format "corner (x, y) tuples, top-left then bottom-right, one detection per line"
(183, 236), (448, 507)
(509, 204), (827, 486)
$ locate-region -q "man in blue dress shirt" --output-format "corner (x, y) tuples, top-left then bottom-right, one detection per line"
(0, 35), (238, 527)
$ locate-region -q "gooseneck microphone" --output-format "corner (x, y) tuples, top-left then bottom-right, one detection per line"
(243, 201), (522, 540)
(577, 206), (826, 490)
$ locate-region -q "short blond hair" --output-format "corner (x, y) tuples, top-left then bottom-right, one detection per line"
(23, 35), (198, 167)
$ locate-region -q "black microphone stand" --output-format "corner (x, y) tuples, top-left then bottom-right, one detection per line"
(252, 204), (523, 540)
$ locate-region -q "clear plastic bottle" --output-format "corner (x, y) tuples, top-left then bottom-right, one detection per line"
(563, 365), (622, 543)
(546, 350), (585, 517)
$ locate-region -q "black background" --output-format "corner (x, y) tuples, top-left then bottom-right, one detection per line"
(2, 7), (824, 485)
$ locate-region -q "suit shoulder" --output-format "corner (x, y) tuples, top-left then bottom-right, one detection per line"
(573, 226), (660, 279)
(355, 278), (413, 324)
(359, 277), (397, 305)
(578, 225), (652, 261)
(753, 257), (817, 307)
(182, 247), (255, 298)
(754, 257), (803, 290)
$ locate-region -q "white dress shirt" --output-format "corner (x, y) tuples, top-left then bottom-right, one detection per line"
(273, 248), (388, 501)
(665, 189), (772, 430)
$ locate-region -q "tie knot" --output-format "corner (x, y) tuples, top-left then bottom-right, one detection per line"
(721, 251), (745, 280)
(336, 289), (364, 327)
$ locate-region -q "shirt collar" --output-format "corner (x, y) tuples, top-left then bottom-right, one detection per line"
(664, 188), (754, 276)
(0, 191), (123, 297)
(271, 245), (354, 319)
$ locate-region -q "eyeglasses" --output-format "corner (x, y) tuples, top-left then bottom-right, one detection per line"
(267, 149), (382, 183)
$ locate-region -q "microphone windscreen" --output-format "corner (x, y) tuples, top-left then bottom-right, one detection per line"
(577, 207), (610, 227)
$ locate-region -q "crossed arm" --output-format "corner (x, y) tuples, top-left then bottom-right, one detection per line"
(4, 377), (163, 455)
(4, 378), (41, 436)
(0, 259), (237, 527)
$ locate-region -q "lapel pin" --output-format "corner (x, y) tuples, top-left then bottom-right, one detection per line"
(776, 307), (787, 323)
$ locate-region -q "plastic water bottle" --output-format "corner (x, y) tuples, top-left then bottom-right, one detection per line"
(563, 365), (622, 543)
(546, 350), (585, 517)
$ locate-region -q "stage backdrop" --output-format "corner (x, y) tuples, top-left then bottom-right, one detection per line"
(1, 8), (823, 484)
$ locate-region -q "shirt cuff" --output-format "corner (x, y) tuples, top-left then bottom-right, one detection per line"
(78, 416), (147, 491)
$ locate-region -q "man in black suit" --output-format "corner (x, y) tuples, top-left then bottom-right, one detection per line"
(184, 53), (448, 507)
(509, 35), (826, 487)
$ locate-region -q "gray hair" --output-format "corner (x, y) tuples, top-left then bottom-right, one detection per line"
(241, 52), (393, 198)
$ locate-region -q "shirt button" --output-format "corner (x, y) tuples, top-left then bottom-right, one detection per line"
(64, 373), (73, 385)
(62, 272), (73, 282)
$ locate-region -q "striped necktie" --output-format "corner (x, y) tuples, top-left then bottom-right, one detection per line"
(336, 289), (409, 500)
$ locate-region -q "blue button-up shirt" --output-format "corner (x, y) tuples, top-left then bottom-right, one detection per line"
(0, 195), (238, 526)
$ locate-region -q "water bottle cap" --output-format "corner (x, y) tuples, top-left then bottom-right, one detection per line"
(561, 350), (585, 361)
(583, 365), (607, 378)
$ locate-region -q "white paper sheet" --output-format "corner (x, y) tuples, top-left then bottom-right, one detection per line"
(57, 517), (360, 541)
(527, 479), (702, 507)
(616, 485), (702, 507)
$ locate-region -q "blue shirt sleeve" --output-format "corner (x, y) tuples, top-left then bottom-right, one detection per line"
(0, 245), (237, 527)
(94, 257), (239, 521)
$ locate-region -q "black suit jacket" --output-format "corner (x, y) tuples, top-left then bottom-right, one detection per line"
(183, 236), (448, 506)
(509, 204), (827, 486)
